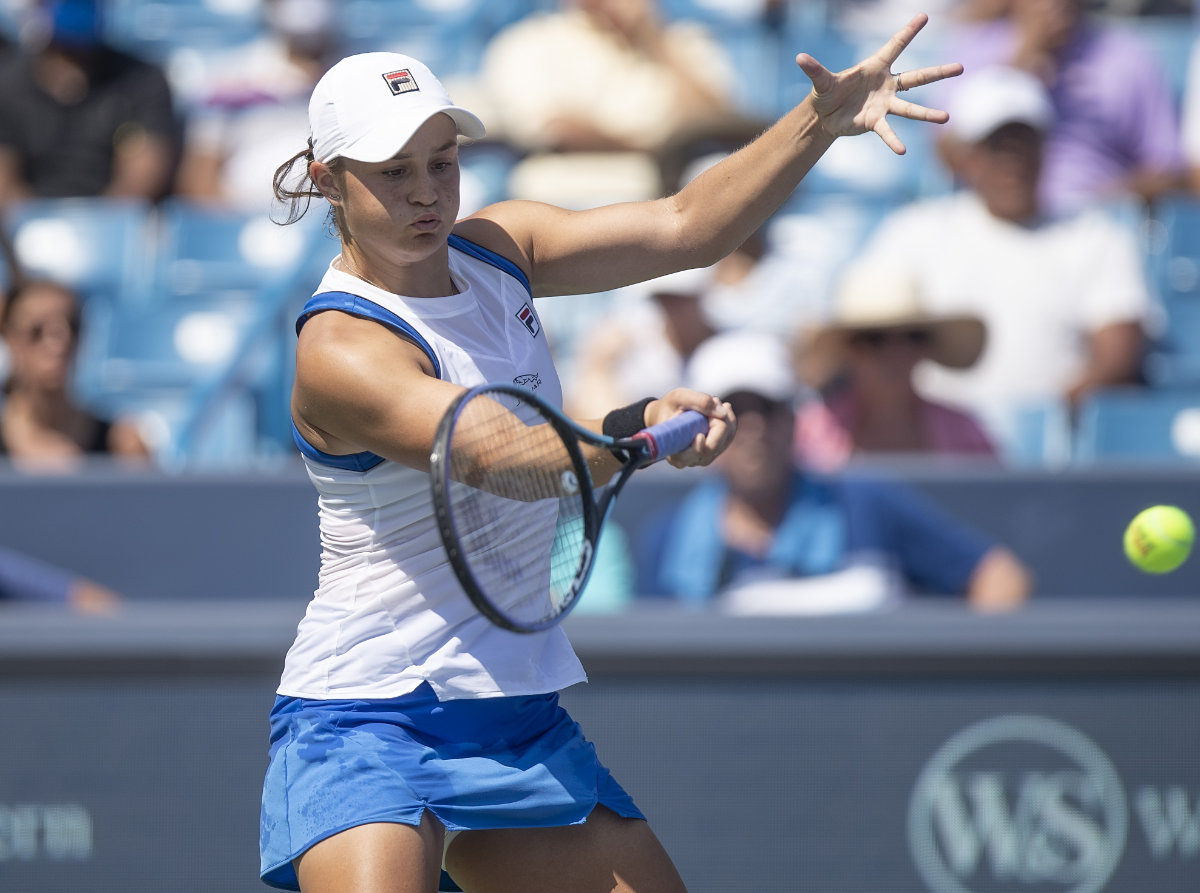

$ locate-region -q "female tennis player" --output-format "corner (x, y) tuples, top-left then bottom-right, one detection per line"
(260, 15), (961, 893)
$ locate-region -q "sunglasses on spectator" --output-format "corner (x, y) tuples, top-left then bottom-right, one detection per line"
(10, 317), (81, 344)
(849, 328), (932, 348)
(725, 391), (792, 417)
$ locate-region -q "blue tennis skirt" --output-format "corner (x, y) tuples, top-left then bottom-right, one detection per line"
(259, 682), (644, 890)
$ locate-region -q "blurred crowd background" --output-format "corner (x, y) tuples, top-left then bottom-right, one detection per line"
(1, 0), (1199, 474)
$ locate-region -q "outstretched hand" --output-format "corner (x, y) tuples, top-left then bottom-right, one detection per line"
(797, 13), (963, 155)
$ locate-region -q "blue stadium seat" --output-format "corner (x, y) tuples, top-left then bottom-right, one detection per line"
(340, 0), (530, 77)
(1145, 298), (1200, 386)
(74, 290), (287, 467)
(459, 142), (521, 213)
(776, 21), (858, 113)
(1006, 399), (1073, 468)
(1074, 387), (1200, 464)
(1122, 15), (1195, 102)
(3, 197), (155, 303)
(659, 0), (780, 25)
(654, 0), (788, 118)
(1141, 195), (1200, 385)
(76, 291), (259, 396)
(104, 0), (263, 61)
(121, 387), (262, 470)
(1144, 195), (1200, 301)
(713, 20), (787, 120)
(151, 199), (331, 299)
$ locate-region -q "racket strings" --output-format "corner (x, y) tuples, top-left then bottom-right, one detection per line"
(445, 395), (590, 627)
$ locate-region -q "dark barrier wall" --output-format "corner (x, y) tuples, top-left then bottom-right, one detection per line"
(1, 463), (1199, 600)
(1, 602), (1198, 893)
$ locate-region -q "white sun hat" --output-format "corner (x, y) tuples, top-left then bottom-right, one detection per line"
(800, 263), (986, 388)
(309, 52), (486, 164)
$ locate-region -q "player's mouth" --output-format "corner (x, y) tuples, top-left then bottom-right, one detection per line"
(412, 214), (442, 232)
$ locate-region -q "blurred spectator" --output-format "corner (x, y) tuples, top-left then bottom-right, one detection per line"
(0, 278), (150, 470)
(455, 0), (762, 205)
(851, 66), (1153, 455)
(1176, 34), (1200, 196)
(937, 0), (1184, 213)
(0, 543), (121, 613)
(174, 0), (342, 214)
(1184, 40), (1200, 192)
(636, 330), (1033, 614)
(795, 261), (998, 466)
(566, 265), (720, 418)
(835, 0), (1002, 48)
(0, 0), (179, 207)
(564, 226), (776, 416)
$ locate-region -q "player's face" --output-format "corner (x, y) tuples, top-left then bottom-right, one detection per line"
(330, 114), (462, 269)
(1, 282), (80, 392)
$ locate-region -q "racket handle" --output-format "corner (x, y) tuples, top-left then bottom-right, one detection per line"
(632, 410), (709, 463)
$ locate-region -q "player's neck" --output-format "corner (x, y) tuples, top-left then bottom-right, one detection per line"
(336, 249), (457, 299)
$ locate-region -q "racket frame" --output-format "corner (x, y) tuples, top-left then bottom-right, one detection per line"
(429, 383), (695, 633)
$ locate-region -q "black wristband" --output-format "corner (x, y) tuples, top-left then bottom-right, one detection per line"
(603, 397), (656, 440)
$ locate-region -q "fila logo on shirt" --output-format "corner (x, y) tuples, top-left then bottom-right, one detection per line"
(515, 304), (540, 337)
(383, 69), (419, 95)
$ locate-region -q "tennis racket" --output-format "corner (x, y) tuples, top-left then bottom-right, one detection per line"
(430, 382), (708, 633)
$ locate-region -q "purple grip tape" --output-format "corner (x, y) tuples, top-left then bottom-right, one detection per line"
(631, 410), (708, 462)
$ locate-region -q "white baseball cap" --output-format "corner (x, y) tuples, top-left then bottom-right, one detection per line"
(309, 52), (486, 164)
(947, 65), (1054, 144)
(685, 330), (797, 403)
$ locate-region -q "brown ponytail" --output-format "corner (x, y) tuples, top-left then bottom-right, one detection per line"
(271, 138), (345, 236)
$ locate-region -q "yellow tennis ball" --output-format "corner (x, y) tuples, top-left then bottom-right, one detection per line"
(1124, 505), (1194, 574)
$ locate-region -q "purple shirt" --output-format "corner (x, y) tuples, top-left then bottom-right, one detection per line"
(948, 20), (1184, 214)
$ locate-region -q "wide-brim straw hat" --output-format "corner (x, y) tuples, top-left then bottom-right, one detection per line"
(801, 264), (986, 389)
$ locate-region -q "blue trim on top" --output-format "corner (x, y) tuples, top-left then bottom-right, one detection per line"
(295, 292), (443, 381)
(291, 423), (386, 472)
(449, 233), (531, 296)
(294, 291), (445, 472)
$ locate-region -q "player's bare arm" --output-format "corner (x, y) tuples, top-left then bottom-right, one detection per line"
(292, 311), (463, 470)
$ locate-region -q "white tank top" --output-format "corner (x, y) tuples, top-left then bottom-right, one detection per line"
(277, 235), (587, 700)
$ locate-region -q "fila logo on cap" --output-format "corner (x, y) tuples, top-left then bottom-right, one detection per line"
(383, 69), (419, 95)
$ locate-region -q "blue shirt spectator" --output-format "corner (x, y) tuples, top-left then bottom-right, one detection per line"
(637, 330), (1033, 613)
(0, 544), (120, 611)
(644, 469), (993, 606)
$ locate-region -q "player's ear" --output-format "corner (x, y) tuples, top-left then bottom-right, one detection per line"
(309, 161), (342, 204)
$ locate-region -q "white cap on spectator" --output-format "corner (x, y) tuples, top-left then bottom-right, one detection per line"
(948, 66), (1054, 143)
(686, 330), (797, 403)
(309, 52), (485, 164)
